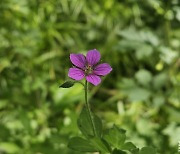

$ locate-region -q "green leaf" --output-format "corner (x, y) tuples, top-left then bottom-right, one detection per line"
(121, 142), (136, 151)
(77, 107), (103, 138)
(127, 87), (151, 102)
(159, 46), (178, 64)
(112, 149), (126, 154)
(68, 137), (97, 152)
(59, 81), (74, 88)
(135, 69), (152, 86)
(90, 137), (111, 153)
(139, 147), (156, 154)
(119, 78), (151, 102)
(94, 114), (103, 137)
(0, 125), (10, 139)
(153, 73), (168, 89)
(130, 148), (140, 154)
(77, 107), (94, 137)
(152, 95), (165, 107)
(104, 125), (126, 149)
(135, 44), (153, 60)
(0, 142), (20, 153)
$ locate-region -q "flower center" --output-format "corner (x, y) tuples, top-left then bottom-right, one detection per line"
(85, 65), (93, 75)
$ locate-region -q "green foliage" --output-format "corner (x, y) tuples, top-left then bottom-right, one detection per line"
(69, 107), (111, 153)
(68, 137), (96, 152)
(89, 137), (110, 153)
(112, 149), (126, 154)
(77, 107), (103, 138)
(60, 81), (75, 88)
(0, 0), (179, 153)
(104, 125), (126, 149)
(69, 107), (156, 154)
(139, 147), (156, 154)
(77, 107), (95, 137)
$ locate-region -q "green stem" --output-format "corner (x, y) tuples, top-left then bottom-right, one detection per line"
(84, 80), (97, 137)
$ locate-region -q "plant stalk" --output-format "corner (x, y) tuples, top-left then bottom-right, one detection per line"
(84, 80), (97, 137)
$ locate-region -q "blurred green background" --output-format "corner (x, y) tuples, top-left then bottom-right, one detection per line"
(0, 0), (180, 153)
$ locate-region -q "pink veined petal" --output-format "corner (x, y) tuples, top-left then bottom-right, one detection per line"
(86, 74), (101, 86)
(70, 53), (86, 69)
(93, 63), (112, 76)
(68, 68), (85, 80)
(86, 49), (101, 66)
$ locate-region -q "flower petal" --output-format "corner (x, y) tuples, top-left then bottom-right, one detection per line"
(86, 74), (101, 86)
(70, 53), (86, 69)
(86, 49), (101, 66)
(68, 68), (85, 80)
(93, 63), (112, 76)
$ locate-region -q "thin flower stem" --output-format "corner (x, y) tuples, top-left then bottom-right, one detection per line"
(84, 80), (97, 137)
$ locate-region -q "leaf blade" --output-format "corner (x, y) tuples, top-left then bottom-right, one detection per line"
(59, 81), (74, 88)
(68, 137), (97, 152)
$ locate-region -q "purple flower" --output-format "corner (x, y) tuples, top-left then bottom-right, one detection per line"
(68, 49), (112, 86)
